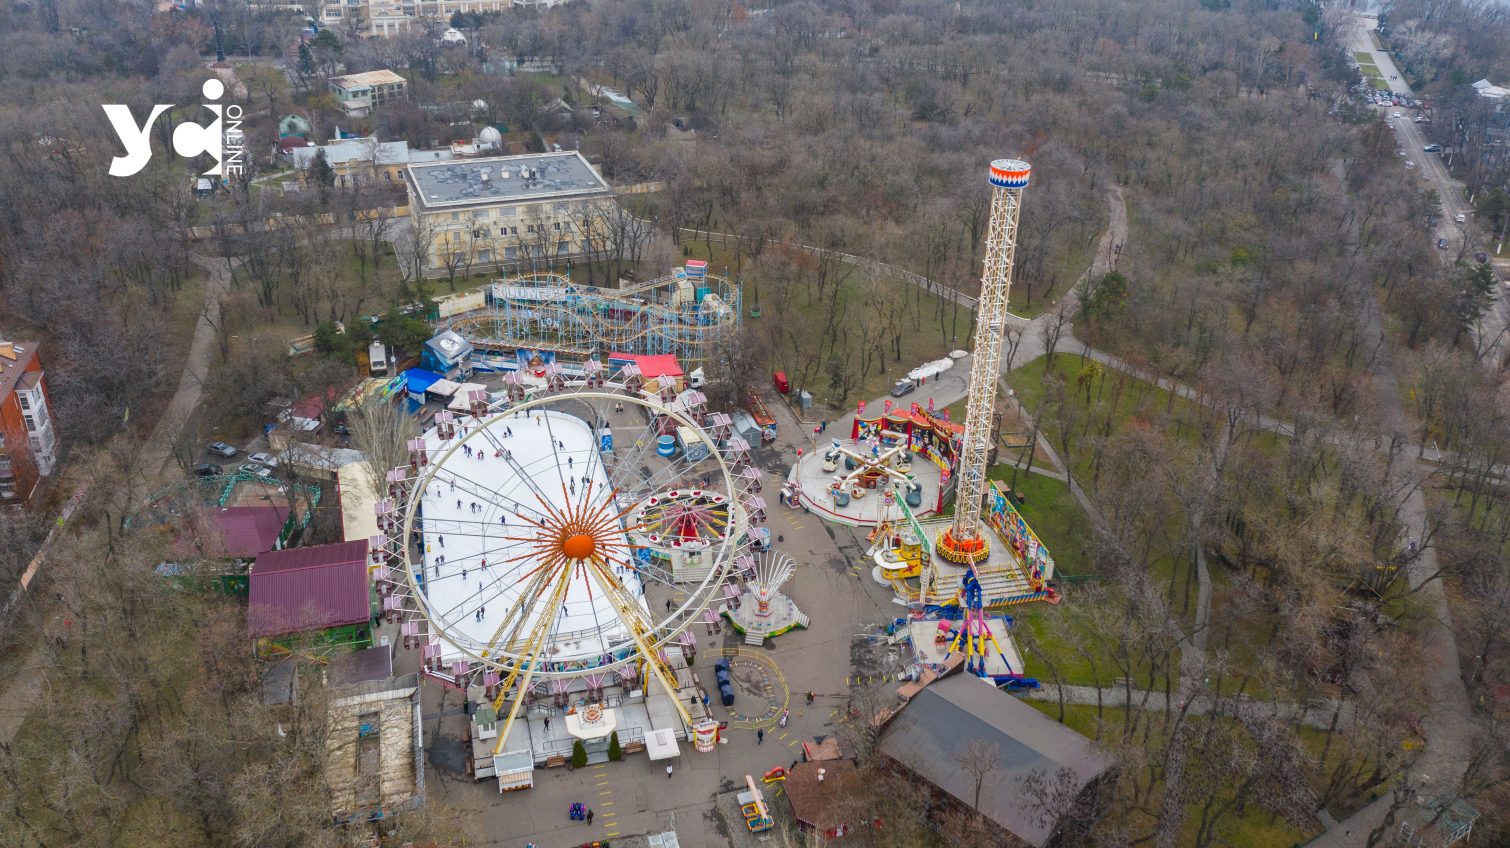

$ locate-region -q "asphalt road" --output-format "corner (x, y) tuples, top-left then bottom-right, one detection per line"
(1347, 16), (1510, 356)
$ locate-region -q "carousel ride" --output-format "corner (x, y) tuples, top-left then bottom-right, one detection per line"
(787, 417), (943, 527)
(722, 551), (808, 646)
(371, 380), (772, 782)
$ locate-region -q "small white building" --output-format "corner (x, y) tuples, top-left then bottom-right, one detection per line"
(329, 70), (408, 118)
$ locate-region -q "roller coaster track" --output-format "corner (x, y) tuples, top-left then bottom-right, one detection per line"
(445, 271), (742, 363)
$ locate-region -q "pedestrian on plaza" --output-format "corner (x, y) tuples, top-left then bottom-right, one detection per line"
(586, 809), (594, 825)
(568, 457), (574, 468)
(544, 716), (550, 731)
(666, 764), (674, 778)
(757, 728), (764, 744)
(666, 599), (673, 612)
(439, 536), (445, 547)
(806, 691), (815, 705)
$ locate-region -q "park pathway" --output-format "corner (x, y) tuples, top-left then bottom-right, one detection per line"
(144, 253), (233, 475)
(1020, 683), (1350, 731)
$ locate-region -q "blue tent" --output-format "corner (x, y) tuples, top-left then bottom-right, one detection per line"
(403, 368), (444, 399)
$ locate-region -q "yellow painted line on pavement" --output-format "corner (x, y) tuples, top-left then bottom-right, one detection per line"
(788, 739), (800, 747)
(595, 780), (609, 785)
(600, 801), (615, 806)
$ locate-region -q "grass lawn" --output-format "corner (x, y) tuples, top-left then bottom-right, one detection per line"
(1354, 51), (1375, 63)
(1370, 77), (1392, 90)
(986, 468), (1093, 576)
(1008, 353), (1208, 481)
(1021, 702), (1320, 847)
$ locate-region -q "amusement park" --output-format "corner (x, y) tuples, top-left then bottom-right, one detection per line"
(189, 156), (1104, 846)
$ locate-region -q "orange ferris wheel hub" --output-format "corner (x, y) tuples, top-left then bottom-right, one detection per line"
(561, 533), (598, 560)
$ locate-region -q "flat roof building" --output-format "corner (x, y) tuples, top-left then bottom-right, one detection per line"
(403, 151), (617, 273)
(405, 151), (610, 211)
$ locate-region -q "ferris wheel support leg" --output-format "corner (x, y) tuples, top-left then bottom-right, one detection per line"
(491, 576), (573, 755)
(585, 562), (695, 730)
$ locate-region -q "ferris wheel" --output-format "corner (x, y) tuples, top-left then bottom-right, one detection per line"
(380, 386), (753, 748)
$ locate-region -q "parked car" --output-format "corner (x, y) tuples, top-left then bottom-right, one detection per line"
(890, 378), (917, 398)
(207, 441), (237, 458)
(247, 452), (279, 468)
(1424, 144), (1444, 153)
(240, 463), (274, 478)
(1392, 110), (1402, 118)
(1437, 238), (1449, 249)
(1455, 212), (1467, 223)
(192, 463), (223, 478)
(1475, 251), (1489, 263)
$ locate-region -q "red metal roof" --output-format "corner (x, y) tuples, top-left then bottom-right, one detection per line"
(248, 541), (371, 638)
(609, 352), (683, 378)
(213, 506), (289, 558)
(253, 539), (367, 573)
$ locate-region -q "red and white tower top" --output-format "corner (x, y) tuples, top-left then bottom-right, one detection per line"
(937, 158), (1031, 565)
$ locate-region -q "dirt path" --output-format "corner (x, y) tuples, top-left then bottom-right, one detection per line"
(144, 253), (232, 475)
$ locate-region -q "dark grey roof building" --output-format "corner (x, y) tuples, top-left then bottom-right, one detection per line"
(878, 675), (1115, 847)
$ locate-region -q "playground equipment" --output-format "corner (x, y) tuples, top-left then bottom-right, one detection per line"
(936, 159), (1030, 567)
(374, 386), (762, 786)
(740, 775), (774, 833)
(723, 551), (810, 646)
(445, 267), (741, 372)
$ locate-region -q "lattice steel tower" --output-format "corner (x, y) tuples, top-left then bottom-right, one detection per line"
(936, 159), (1031, 565)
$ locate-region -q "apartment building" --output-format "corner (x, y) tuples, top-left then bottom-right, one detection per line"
(403, 151), (616, 270)
(0, 340), (60, 508)
(328, 70), (408, 118)
(320, 0), (572, 36)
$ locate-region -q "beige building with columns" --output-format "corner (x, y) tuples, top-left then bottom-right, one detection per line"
(403, 151), (616, 272)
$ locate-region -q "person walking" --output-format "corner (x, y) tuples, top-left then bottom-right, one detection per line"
(586, 809), (594, 825)
(666, 764), (673, 778)
(543, 716), (550, 731)
(757, 728), (764, 744)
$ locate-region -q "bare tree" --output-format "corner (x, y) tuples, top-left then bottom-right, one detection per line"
(349, 396), (418, 501)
